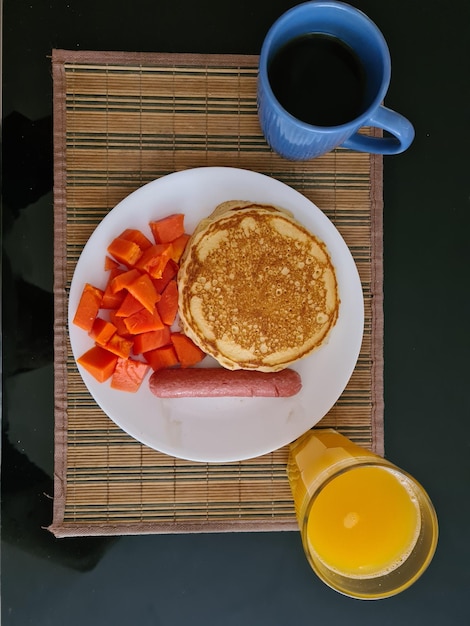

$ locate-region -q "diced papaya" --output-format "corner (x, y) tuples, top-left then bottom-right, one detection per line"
(152, 258), (179, 294)
(156, 279), (178, 326)
(89, 317), (117, 346)
(110, 268), (141, 294)
(77, 345), (118, 382)
(104, 256), (120, 271)
(126, 272), (160, 313)
(107, 236), (143, 267)
(101, 268), (127, 309)
(135, 243), (173, 279)
(149, 213), (185, 244)
(101, 289), (126, 310)
(133, 327), (171, 355)
(109, 310), (133, 337)
(73, 210), (201, 392)
(123, 307), (165, 334)
(118, 228), (153, 251)
(115, 292), (145, 318)
(111, 357), (150, 393)
(143, 344), (179, 371)
(73, 283), (104, 332)
(103, 334), (134, 359)
(169, 233), (190, 262)
(170, 333), (206, 367)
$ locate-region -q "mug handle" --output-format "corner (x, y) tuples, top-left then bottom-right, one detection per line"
(341, 105), (415, 155)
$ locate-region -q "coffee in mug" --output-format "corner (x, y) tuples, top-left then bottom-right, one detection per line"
(258, 1), (415, 159)
(268, 33), (366, 127)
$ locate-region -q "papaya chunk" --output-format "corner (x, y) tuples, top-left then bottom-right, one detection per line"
(89, 317), (117, 346)
(104, 256), (120, 271)
(73, 283), (104, 331)
(109, 310), (133, 337)
(110, 268), (141, 294)
(107, 236), (143, 267)
(103, 333), (134, 359)
(149, 213), (185, 244)
(157, 279), (178, 326)
(135, 243), (173, 279)
(133, 327), (171, 355)
(170, 333), (206, 368)
(123, 307), (165, 334)
(126, 272), (160, 313)
(143, 344), (179, 371)
(111, 357), (150, 393)
(101, 269), (127, 309)
(152, 258), (179, 294)
(115, 292), (145, 318)
(77, 345), (118, 382)
(169, 233), (190, 262)
(118, 228), (153, 251)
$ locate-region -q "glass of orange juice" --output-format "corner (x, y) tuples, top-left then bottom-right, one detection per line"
(287, 428), (438, 599)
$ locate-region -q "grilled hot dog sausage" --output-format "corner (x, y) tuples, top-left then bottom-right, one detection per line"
(149, 367), (302, 398)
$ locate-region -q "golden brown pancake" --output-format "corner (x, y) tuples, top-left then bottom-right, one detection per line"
(177, 201), (339, 372)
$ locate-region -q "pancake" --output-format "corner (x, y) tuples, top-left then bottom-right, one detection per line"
(177, 201), (339, 372)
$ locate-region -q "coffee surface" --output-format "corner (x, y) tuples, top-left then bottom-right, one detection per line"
(268, 33), (367, 127)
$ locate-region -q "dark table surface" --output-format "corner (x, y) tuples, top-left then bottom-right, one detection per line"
(2, 1), (470, 624)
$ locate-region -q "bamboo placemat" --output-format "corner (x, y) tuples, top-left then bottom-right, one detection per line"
(49, 50), (383, 537)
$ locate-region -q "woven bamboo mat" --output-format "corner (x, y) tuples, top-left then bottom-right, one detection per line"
(49, 50), (383, 537)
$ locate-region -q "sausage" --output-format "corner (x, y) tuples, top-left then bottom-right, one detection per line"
(149, 367), (302, 398)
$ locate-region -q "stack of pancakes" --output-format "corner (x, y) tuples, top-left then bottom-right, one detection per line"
(177, 201), (339, 372)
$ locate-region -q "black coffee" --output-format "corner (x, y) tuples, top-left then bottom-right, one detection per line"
(268, 33), (367, 127)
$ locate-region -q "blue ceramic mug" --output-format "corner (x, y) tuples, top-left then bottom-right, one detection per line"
(257, 1), (415, 160)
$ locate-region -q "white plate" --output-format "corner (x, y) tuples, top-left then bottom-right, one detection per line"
(68, 167), (364, 463)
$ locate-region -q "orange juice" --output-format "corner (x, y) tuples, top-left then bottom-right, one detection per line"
(306, 465), (420, 578)
(287, 429), (438, 599)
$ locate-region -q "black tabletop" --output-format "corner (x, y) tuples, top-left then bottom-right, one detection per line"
(3, 1), (470, 624)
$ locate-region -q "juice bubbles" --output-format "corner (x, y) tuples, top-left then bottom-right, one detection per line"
(287, 429), (438, 599)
